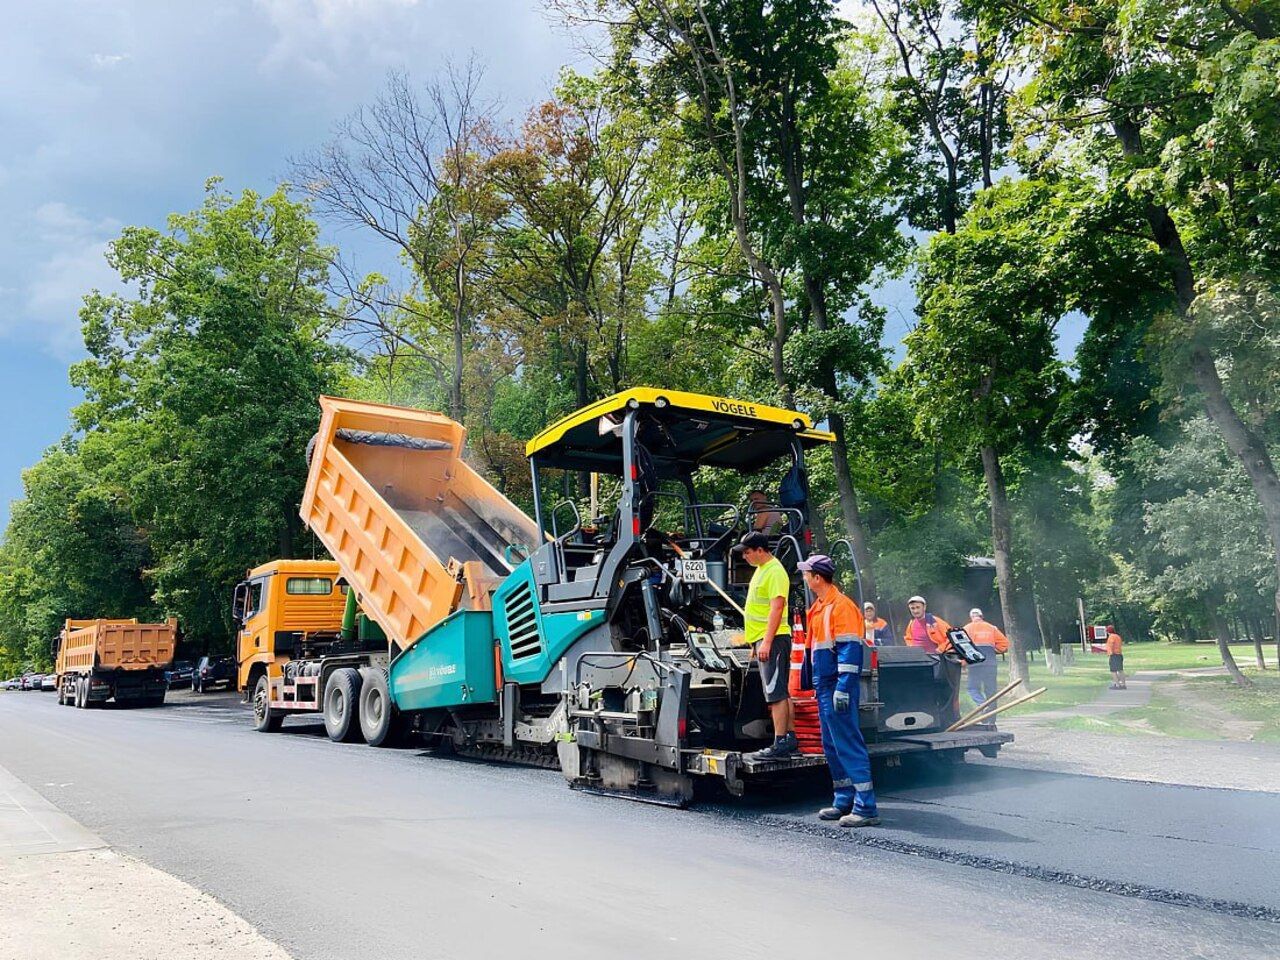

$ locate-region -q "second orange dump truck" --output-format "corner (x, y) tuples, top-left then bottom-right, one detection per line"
(54, 618), (177, 708)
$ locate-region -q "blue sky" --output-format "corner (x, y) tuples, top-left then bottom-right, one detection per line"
(0, 1), (588, 526)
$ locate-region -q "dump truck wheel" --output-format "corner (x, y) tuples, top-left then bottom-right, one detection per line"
(324, 668), (363, 743)
(359, 669), (398, 747)
(252, 675), (283, 733)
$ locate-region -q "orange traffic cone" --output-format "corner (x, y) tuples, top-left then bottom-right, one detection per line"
(788, 612), (814, 701)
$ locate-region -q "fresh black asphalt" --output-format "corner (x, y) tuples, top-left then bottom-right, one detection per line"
(1, 690), (1277, 959)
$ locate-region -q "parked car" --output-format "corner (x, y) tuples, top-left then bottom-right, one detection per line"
(4, 677), (20, 690)
(21, 673), (42, 690)
(192, 656), (234, 693)
(165, 660), (195, 689)
(40, 674), (57, 691)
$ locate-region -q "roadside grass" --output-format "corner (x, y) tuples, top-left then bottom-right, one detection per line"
(1185, 672), (1280, 743)
(974, 641), (1259, 717)
(1050, 688), (1220, 739)
(1046, 670), (1280, 742)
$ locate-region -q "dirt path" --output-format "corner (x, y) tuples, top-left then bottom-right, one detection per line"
(1160, 679), (1266, 740)
(980, 668), (1280, 793)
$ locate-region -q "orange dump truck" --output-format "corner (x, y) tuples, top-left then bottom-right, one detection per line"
(54, 618), (177, 708)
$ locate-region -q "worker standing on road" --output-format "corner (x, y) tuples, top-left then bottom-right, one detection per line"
(1106, 625), (1126, 689)
(733, 531), (797, 760)
(863, 602), (892, 645)
(904, 595), (953, 651)
(799, 555), (879, 828)
(962, 608), (1008, 706)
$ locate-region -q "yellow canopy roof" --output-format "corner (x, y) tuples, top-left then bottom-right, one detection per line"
(526, 388), (834, 475)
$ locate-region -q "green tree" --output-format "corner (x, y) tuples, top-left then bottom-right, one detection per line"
(867, 0), (1012, 233)
(1131, 417), (1276, 684)
(564, 0), (907, 594)
(295, 64), (501, 423)
(981, 0), (1280, 628)
(70, 182), (345, 644)
(0, 448), (155, 672)
(907, 180), (1079, 686)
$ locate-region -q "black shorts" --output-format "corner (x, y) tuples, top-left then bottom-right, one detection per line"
(756, 636), (792, 704)
(1109, 654), (1124, 673)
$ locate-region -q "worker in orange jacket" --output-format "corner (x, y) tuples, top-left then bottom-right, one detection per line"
(862, 601), (892, 645)
(904, 595), (953, 651)
(905, 595), (962, 723)
(799, 555), (879, 828)
(962, 607), (1008, 706)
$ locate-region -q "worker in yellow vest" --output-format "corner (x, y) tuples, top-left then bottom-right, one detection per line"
(733, 531), (797, 760)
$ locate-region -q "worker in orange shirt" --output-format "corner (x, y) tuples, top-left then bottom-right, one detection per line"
(1105, 625), (1126, 689)
(863, 601), (892, 645)
(904, 595), (961, 723)
(903, 595), (952, 651)
(799, 554), (879, 828)
(962, 607), (1008, 706)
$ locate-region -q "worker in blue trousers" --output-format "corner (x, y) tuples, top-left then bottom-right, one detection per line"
(797, 554), (880, 828)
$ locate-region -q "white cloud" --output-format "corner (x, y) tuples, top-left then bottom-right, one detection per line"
(254, 0), (424, 80)
(0, 202), (125, 357)
(90, 52), (130, 68)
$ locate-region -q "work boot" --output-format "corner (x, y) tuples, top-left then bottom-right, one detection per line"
(747, 733), (799, 761)
(818, 806), (849, 821)
(840, 812), (881, 828)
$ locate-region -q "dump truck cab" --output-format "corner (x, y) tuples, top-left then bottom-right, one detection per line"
(233, 559), (349, 695)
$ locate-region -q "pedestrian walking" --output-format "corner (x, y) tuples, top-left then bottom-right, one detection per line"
(863, 602), (892, 645)
(799, 555), (879, 828)
(733, 531), (797, 760)
(962, 607), (1008, 706)
(1106, 625), (1126, 689)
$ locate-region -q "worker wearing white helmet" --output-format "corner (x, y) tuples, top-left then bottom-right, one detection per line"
(962, 607), (1008, 706)
(903, 595), (953, 652)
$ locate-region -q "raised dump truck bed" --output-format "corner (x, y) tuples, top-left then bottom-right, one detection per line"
(55, 618), (177, 708)
(301, 396), (538, 653)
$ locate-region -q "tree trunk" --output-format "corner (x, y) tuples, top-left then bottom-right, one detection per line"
(828, 411), (877, 600)
(980, 444), (1030, 689)
(451, 306), (465, 422)
(775, 83), (877, 589)
(278, 509), (297, 558)
(575, 343), (591, 499)
(1208, 604), (1251, 687)
(1034, 596), (1062, 676)
(1187, 345), (1280, 629)
(1113, 118), (1280, 632)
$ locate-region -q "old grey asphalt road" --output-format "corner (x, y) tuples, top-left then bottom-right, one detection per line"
(1, 691), (1277, 960)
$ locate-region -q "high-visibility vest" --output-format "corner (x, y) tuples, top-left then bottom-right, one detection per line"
(743, 557), (791, 645)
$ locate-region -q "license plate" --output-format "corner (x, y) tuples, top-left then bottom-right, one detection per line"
(679, 558), (708, 582)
